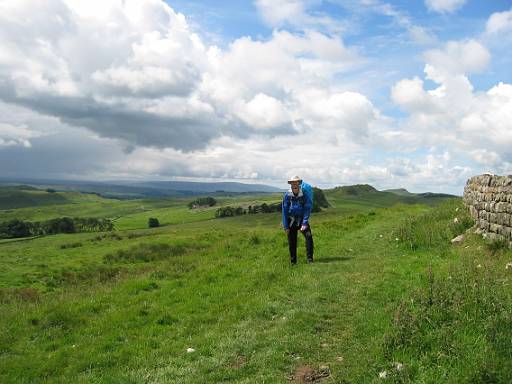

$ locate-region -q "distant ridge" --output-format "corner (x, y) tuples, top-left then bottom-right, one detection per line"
(0, 178), (283, 199)
(384, 188), (456, 199)
(128, 180), (282, 193)
(326, 184), (457, 208)
(383, 188), (415, 196)
(331, 184), (378, 195)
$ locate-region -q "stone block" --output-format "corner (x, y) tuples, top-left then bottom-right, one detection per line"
(501, 213), (508, 225)
(502, 226), (512, 240)
(486, 232), (503, 241)
(496, 202), (508, 213)
(478, 219), (489, 230)
(490, 223), (501, 233)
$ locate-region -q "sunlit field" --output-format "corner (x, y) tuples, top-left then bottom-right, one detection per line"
(1, 188), (511, 383)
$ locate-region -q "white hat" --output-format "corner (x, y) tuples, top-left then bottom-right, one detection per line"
(287, 175), (302, 184)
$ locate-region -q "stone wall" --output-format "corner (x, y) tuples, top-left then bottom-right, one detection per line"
(463, 174), (512, 241)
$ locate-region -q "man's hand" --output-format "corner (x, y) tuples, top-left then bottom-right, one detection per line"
(300, 225), (308, 232)
(285, 228), (290, 235)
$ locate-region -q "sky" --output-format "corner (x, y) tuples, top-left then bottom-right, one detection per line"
(0, 0), (511, 194)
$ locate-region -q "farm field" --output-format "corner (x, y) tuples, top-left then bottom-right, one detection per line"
(1, 187), (511, 383)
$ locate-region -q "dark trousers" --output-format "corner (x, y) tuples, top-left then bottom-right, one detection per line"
(287, 222), (314, 264)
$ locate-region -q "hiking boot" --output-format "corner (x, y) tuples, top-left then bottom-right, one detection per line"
(307, 259), (313, 264)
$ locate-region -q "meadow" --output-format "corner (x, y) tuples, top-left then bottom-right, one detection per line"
(1, 187), (511, 383)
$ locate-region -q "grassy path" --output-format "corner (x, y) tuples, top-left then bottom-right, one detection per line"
(1, 202), (511, 383)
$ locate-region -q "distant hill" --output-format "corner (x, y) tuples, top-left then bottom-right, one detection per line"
(326, 184), (457, 208)
(331, 184), (379, 195)
(0, 178), (283, 199)
(0, 186), (69, 209)
(383, 188), (415, 196)
(127, 180), (282, 194)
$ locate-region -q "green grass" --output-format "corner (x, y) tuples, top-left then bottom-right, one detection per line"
(1, 192), (511, 383)
(0, 187), (70, 209)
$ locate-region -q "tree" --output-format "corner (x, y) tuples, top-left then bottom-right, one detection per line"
(0, 219), (32, 238)
(148, 218), (160, 228)
(312, 187), (330, 213)
(188, 197), (217, 209)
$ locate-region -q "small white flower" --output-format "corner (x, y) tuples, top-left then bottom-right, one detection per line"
(186, 347), (195, 353)
(379, 370), (387, 379)
(506, 262), (512, 270)
(453, 217), (459, 224)
(477, 264), (482, 268)
(456, 207), (459, 212)
(395, 237), (399, 241)
(379, 234), (383, 238)
(394, 362), (403, 371)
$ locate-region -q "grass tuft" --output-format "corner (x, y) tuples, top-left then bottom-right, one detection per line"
(383, 258), (512, 382)
(395, 199), (474, 250)
(0, 287), (41, 303)
(486, 238), (510, 255)
(103, 242), (192, 264)
(60, 241), (83, 249)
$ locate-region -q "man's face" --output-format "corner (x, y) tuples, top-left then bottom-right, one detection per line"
(290, 181), (300, 195)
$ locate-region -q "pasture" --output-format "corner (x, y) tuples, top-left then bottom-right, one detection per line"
(1, 187), (511, 383)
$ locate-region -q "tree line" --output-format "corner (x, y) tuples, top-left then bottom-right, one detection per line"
(188, 197), (217, 209)
(214, 188), (330, 218)
(0, 217), (114, 239)
(215, 202), (282, 218)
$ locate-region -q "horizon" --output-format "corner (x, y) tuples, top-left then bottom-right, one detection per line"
(1, 1), (511, 195)
(0, 176), (463, 196)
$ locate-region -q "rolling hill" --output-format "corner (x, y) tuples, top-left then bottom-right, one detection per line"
(0, 186), (70, 210)
(0, 178), (283, 199)
(325, 184), (457, 209)
(1, 183), (511, 382)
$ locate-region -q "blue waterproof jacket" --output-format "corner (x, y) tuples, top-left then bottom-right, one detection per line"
(282, 181), (313, 229)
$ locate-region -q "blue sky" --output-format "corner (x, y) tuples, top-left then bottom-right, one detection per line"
(0, 0), (511, 193)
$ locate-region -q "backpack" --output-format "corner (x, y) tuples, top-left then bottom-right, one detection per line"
(286, 182), (311, 214)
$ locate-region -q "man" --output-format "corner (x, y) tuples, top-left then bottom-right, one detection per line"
(282, 176), (314, 265)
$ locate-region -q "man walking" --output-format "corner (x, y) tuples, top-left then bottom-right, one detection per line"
(282, 176), (314, 265)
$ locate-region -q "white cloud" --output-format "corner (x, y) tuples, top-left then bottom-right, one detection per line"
(254, 0), (346, 33)
(423, 40), (490, 77)
(486, 8), (512, 35)
(0, 0), (507, 194)
(425, 0), (466, 14)
(255, 0), (306, 26)
(470, 149), (502, 167)
(0, 123), (38, 148)
(234, 93), (292, 132)
(390, 38), (512, 180)
(340, 0), (437, 45)
(391, 77), (439, 113)
(0, 1), (367, 152)
(201, 29), (364, 138)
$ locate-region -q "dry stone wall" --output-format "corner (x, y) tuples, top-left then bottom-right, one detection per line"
(463, 174), (512, 241)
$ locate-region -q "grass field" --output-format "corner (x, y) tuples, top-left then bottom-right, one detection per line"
(1, 188), (511, 383)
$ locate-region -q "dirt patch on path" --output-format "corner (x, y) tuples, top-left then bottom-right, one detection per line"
(289, 365), (330, 383)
